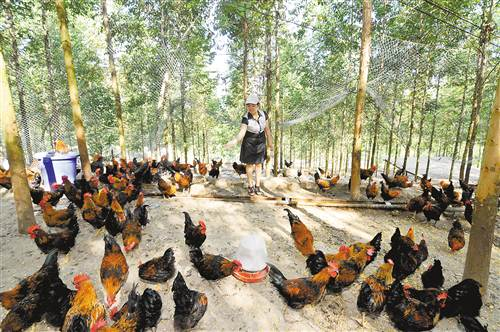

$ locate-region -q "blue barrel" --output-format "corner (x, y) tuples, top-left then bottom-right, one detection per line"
(34, 152), (79, 191)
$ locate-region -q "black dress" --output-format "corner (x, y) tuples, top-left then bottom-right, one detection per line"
(240, 110), (268, 164)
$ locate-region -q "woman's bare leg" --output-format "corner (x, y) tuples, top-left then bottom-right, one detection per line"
(246, 164), (255, 188)
(255, 163), (262, 187)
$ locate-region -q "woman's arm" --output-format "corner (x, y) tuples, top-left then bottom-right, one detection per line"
(264, 121), (273, 150)
(224, 124), (247, 149)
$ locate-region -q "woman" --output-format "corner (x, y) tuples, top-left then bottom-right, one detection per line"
(224, 94), (273, 196)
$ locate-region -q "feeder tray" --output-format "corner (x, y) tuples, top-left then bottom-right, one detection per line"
(233, 265), (269, 283)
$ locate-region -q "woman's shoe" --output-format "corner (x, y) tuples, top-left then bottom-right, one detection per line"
(248, 186), (255, 196)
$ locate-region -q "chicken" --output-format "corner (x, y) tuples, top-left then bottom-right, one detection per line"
(360, 165), (377, 180)
(422, 201), (446, 223)
(365, 179), (379, 199)
(448, 220), (465, 252)
(420, 175), (433, 191)
(386, 280), (447, 331)
(173, 170), (193, 191)
(39, 199), (76, 228)
(0, 169), (12, 190)
(133, 192), (149, 226)
(93, 187), (112, 208)
(91, 154), (105, 173)
(459, 315), (488, 332)
(268, 261), (339, 309)
(62, 175), (84, 208)
(30, 184), (63, 205)
(140, 288), (162, 330)
(108, 284), (143, 332)
(189, 247), (242, 280)
(464, 200), (473, 224)
(0, 292), (44, 332)
(326, 247), (376, 292)
(381, 172), (412, 188)
(380, 181), (401, 202)
(139, 248), (176, 283)
(441, 279), (483, 319)
(100, 235), (129, 307)
(285, 208), (315, 256)
(157, 174), (177, 198)
(208, 159), (223, 178)
(421, 259), (444, 289)
(111, 196), (126, 225)
(195, 158), (208, 176)
(43, 277), (76, 329)
(406, 188), (430, 214)
(430, 186), (452, 208)
(122, 210), (142, 253)
(172, 160), (194, 172)
(459, 179), (475, 203)
(62, 274), (106, 332)
(357, 260), (394, 315)
(117, 184), (139, 206)
(314, 172), (340, 192)
(82, 192), (106, 229)
(384, 227), (427, 280)
(232, 162), (247, 177)
(27, 218), (79, 254)
(0, 249), (59, 310)
(184, 211), (206, 248)
(284, 160), (293, 168)
(172, 272), (208, 330)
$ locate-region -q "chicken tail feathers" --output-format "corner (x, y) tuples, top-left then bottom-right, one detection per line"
(267, 263), (286, 288)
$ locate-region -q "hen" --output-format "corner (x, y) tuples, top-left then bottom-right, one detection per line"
(195, 158), (208, 176)
(360, 165), (377, 180)
(138, 247), (176, 283)
(43, 277), (76, 329)
(326, 247), (376, 292)
(268, 260), (339, 309)
(422, 201), (446, 223)
(133, 192), (149, 227)
(189, 247), (242, 280)
(156, 174), (177, 198)
(441, 279), (483, 319)
(81, 192), (106, 229)
(39, 199), (76, 228)
(421, 259), (444, 289)
(365, 179), (379, 200)
(357, 260), (394, 315)
(380, 181), (401, 202)
(406, 188), (430, 214)
(122, 210), (142, 253)
(0, 292), (44, 332)
(172, 272), (208, 330)
(285, 208), (315, 256)
(464, 200), (474, 224)
(208, 159), (222, 179)
(448, 220), (465, 252)
(100, 234), (129, 307)
(61, 175), (84, 208)
(420, 175), (433, 191)
(314, 172), (340, 192)
(232, 162), (247, 177)
(183, 211), (206, 248)
(27, 218), (79, 254)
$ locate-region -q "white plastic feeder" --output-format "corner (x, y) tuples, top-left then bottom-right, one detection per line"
(233, 234), (269, 283)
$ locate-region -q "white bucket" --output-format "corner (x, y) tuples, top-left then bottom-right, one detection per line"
(34, 152), (79, 191)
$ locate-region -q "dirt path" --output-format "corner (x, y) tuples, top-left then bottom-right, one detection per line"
(0, 169), (497, 331)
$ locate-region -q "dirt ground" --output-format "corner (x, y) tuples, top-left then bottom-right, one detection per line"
(0, 163), (498, 332)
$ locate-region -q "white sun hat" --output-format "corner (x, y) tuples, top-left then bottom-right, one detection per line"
(245, 94), (260, 104)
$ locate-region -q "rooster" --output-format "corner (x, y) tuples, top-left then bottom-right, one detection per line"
(380, 181), (400, 203)
(284, 208), (315, 256)
(314, 172), (340, 192)
(61, 175), (84, 208)
(39, 199), (76, 228)
(173, 169), (193, 192)
(326, 247), (376, 292)
(448, 220), (465, 252)
(133, 192), (149, 226)
(421, 259), (444, 289)
(183, 212), (206, 248)
(82, 192), (106, 229)
(139, 248), (176, 283)
(384, 228), (428, 280)
(360, 165), (377, 180)
(357, 260), (394, 315)
(100, 235), (129, 307)
(156, 174), (177, 198)
(189, 247), (242, 280)
(30, 183), (64, 206)
(0, 249), (59, 310)
(172, 272), (208, 330)
(27, 218), (79, 254)
(268, 260), (339, 309)
(110, 196), (126, 225)
(93, 187), (112, 208)
(122, 210), (142, 253)
(61, 274), (106, 332)
(365, 179), (379, 200)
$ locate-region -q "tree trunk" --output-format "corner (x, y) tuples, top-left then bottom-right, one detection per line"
(425, 76), (441, 176)
(0, 47), (36, 233)
(402, 70), (419, 171)
(370, 107), (380, 167)
(450, 52), (471, 180)
(385, 86), (398, 174)
(102, 0), (126, 159)
(280, 104), (284, 169)
(350, 0), (372, 200)
(366, 133), (372, 169)
(55, 0), (91, 179)
(273, 3), (281, 176)
(289, 127), (292, 163)
(202, 125), (206, 161)
(415, 70), (431, 180)
(338, 113), (345, 175)
(463, 0), (494, 184)
(463, 76), (500, 295)
(5, 0), (33, 163)
(41, 0), (60, 145)
(169, 99), (176, 160)
(180, 71), (188, 163)
(242, 9), (249, 102)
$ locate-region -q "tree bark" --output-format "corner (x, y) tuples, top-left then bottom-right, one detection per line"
(5, 0), (33, 163)
(242, 9), (249, 102)
(180, 70), (188, 162)
(370, 107), (380, 168)
(55, 0), (92, 179)
(41, 0), (60, 145)
(169, 98), (176, 160)
(463, 75), (500, 295)
(415, 69), (431, 180)
(102, 0), (126, 159)
(350, 0), (372, 200)
(402, 71), (419, 171)
(425, 76), (441, 176)
(450, 51), (471, 180)
(273, 2), (281, 176)
(463, 0), (494, 184)
(0, 47), (36, 233)
(280, 103), (284, 169)
(385, 86), (398, 174)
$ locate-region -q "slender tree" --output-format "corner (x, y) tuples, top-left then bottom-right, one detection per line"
(55, 0), (92, 180)
(350, 0), (372, 200)
(273, 1), (281, 176)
